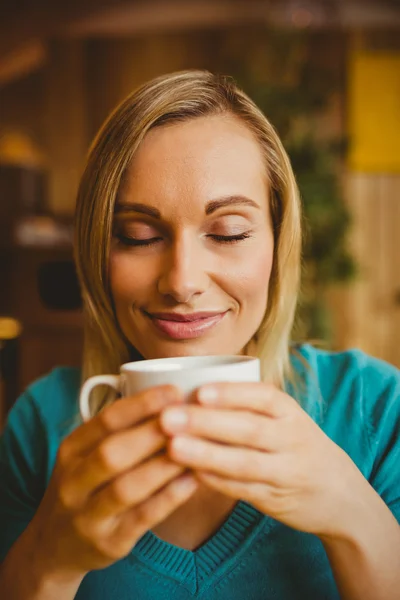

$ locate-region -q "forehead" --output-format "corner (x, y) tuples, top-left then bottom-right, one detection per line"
(121, 114), (269, 213)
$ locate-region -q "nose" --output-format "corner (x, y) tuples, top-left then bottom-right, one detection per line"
(157, 232), (209, 303)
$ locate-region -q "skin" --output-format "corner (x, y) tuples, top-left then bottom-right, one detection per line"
(110, 114), (274, 358)
(1, 115), (399, 600)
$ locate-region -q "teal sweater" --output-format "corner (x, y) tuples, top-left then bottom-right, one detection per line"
(1, 345), (399, 599)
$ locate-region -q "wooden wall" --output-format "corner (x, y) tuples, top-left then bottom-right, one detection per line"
(331, 39), (400, 368)
(85, 33), (219, 138)
(0, 70), (47, 152)
(0, 32), (222, 215)
(329, 174), (400, 368)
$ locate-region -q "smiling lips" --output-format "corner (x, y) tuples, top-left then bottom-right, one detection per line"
(145, 310), (228, 340)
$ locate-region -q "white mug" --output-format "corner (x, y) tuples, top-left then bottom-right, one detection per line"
(79, 355), (260, 421)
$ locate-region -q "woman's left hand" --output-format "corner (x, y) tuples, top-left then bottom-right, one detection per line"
(160, 383), (373, 539)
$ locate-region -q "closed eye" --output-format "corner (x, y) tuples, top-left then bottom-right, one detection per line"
(115, 232), (252, 247)
(115, 235), (162, 247)
(209, 232), (251, 244)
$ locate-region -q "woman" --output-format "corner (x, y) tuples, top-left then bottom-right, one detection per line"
(0, 71), (399, 600)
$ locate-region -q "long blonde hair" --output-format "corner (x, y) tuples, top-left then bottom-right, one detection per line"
(74, 70), (302, 414)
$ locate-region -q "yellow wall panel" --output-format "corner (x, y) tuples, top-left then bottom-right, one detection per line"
(348, 51), (400, 172)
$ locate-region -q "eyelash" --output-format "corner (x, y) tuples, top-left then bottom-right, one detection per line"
(115, 232), (251, 247)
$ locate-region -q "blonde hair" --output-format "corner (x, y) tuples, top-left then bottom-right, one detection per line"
(74, 70), (302, 414)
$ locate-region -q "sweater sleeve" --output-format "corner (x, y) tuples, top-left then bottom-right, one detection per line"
(0, 392), (47, 563)
(363, 356), (400, 523)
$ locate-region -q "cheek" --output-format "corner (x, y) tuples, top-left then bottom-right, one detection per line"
(109, 252), (157, 307)
(224, 241), (273, 305)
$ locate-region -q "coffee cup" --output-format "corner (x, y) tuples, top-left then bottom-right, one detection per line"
(79, 355), (260, 421)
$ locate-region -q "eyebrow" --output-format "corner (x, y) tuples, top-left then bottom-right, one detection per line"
(114, 203), (161, 219)
(205, 195), (260, 215)
(114, 195), (260, 219)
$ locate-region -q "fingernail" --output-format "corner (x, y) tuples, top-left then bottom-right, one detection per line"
(162, 408), (188, 432)
(173, 474), (197, 494)
(197, 385), (219, 404)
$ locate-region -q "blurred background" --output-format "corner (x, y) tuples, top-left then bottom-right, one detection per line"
(0, 0), (399, 421)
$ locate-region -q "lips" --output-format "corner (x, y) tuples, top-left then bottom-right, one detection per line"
(144, 310), (228, 340)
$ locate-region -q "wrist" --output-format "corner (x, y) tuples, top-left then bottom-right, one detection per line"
(319, 488), (400, 600)
(319, 480), (396, 549)
(30, 543), (85, 594)
(0, 531), (84, 600)
(31, 552), (85, 596)
(33, 570), (85, 599)
(21, 520), (85, 596)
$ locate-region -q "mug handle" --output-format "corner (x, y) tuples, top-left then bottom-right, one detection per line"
(79, 374), (121, 422)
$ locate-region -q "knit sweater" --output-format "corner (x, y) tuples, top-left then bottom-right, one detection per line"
(1, 345), (399, 599)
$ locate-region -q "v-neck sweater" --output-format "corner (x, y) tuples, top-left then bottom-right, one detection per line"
(1, 345), (399, 599)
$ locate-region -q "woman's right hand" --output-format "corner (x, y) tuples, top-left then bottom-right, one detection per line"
(26, 385), (195, 582)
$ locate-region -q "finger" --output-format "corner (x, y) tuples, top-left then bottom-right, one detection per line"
(84, 455), (185, 521)
(169, 435), (279, 482)
(196, 382), (293, 418)
(111, 473), (198, 552)
(197, 472), (292, 522)
(61, 385), (182, 459)
(63, 418), (167, 503)
(160, 406), (281, 451)
(197, 471), (267, 505)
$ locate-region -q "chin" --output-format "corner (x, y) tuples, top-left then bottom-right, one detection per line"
(136, 338), (241, 360)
